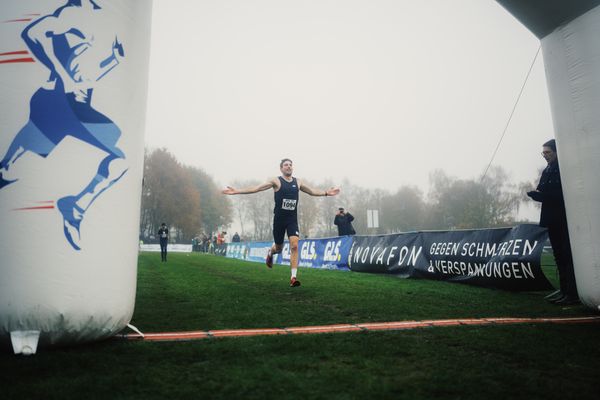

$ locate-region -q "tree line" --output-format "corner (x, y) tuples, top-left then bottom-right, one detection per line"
(141, 148), (536, 242)
(140, 148), (232, 242)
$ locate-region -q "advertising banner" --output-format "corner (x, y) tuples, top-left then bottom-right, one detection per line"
(226, 242), (249, 260)
(214, 243), (228, 257)
(349, 225), (553, 291)
(141, 244), (192, 253)
(223, 237), (352, 270)
(274, 237), (352, 270)
(244, 241), (273, 263)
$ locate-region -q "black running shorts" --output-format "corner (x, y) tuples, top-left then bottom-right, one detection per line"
(273, 217), (299, 245)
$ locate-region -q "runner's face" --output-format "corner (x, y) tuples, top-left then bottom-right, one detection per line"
(280, 161), (293, 177)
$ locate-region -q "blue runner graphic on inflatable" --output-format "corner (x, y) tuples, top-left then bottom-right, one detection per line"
(0, 1), (126, 250)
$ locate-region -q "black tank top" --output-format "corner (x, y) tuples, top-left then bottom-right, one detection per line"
(274, 177), (299, 219)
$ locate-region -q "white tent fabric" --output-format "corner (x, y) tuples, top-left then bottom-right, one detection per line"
(0, 0), (152, 352)
(542, 5), (600, 311)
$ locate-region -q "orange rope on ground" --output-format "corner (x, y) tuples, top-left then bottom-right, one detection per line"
(118, 316), (600, 342)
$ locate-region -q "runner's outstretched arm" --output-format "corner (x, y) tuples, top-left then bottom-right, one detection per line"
(222, 178), (278, 195)
(297, 180), (340, 197)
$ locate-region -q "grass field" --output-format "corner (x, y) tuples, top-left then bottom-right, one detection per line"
(1, 252), (599, 399)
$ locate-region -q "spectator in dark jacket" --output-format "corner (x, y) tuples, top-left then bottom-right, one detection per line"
(157, 223), (169, 262)
(527, 139), (579, 305)
(334, 207), (356, 236)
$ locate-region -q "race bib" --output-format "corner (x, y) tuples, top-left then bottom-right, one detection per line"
(282, 199), (297, 211)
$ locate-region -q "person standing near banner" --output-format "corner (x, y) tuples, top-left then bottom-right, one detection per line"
(157, 222), (169, 262)
(527, 139), (579, 305)
(222, 158), (340, 287)
(334, 207), (356, 236)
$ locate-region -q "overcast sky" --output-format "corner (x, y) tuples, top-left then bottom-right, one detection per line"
(145, 0), (552, 219)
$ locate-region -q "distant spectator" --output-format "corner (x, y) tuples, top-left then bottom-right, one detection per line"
(157, 222), (169, 262)
(232, 232), (241, 242)
(201, 234), (209, 252)
(334, 207), (356, 236)
(210, 236), (217, 254)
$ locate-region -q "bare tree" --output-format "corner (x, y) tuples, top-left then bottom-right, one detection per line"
(298, 179), (320, 238)
(426, 167), (521, 229)
(141, 148), (201, 242)
(186, 166), (232, 236)
(381, 185), (425, 233)
(229, 179), (273, 241)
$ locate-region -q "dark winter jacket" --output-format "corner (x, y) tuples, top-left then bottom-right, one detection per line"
(334, 213), (356, 236)
(529, 160), (568, 228)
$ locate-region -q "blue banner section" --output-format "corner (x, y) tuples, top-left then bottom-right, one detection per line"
(225, 241), (272, 263)
(274, 237), (352, 270)
(224, 237), (353, 270)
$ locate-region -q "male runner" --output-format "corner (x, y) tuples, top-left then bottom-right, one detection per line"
(0, 0), (127, 250)
(222, 158), (340, 286)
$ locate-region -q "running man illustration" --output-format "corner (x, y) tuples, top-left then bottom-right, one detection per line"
(0, 0), (127, 250)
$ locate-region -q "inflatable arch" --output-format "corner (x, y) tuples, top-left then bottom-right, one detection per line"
(497, 0), (600, 311)
(0, 0), (152, 354)
(1, 0), (599, 356)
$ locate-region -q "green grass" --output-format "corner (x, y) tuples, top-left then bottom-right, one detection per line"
(131, 252), (588, 332)
(1, 252), (599, 400)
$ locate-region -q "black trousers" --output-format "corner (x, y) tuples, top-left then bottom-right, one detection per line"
(547, 225), (578, 297)
(160, 240), (168, 261)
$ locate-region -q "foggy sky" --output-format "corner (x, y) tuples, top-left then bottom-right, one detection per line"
(145, 0), (552, 220)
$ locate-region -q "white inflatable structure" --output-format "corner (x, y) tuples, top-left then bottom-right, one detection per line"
(498, 0), (600, 311)
(0, 0), (152, 354)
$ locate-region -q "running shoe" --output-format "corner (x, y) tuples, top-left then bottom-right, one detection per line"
(57, 196), (84, 250)
(290, 277), (301, 287)
(0, 172), (16, 190)
(265, 249), (273, 268)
